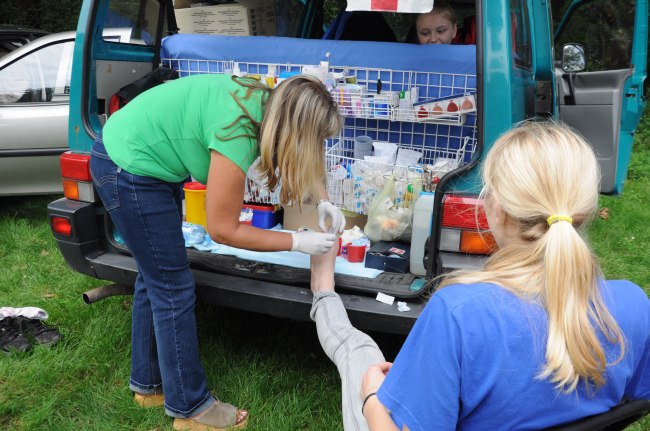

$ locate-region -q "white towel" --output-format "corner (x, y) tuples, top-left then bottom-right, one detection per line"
(0, 306), (49, 320)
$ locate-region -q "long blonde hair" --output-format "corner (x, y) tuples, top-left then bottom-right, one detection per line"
(439, 121), (624, 393)
(257, 74), (343, 205)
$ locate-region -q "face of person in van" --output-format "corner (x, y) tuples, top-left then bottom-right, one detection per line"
(416, 12), (457, 44)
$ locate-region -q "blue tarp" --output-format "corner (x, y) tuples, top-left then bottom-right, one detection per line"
(160, 34), (475, 76)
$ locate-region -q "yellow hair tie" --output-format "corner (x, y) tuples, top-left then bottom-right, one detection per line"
(547, 215), (573, 226)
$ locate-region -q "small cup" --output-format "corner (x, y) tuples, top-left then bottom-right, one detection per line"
(353, 135), (373, 160)
(346, 244), (366, 263)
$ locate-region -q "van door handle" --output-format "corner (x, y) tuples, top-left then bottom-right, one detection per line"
(562, 73), (576, 105)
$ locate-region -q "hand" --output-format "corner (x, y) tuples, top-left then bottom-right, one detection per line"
(291, 231), (337, 255)
(361, 362), (393, 400)
(317, 200), (346, 234)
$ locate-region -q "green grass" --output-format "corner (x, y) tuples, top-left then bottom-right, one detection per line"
(1, 111), (649, 430)
(588, 112), (650, 291)
(0, 197), (354, 430)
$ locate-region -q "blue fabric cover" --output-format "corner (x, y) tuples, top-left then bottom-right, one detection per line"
(161, 34), (475, 75)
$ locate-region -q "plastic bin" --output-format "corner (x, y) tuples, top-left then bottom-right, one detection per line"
(184, 182), (207, 228)
(410, 192), (435, 275)
(242, 203), (281, 229)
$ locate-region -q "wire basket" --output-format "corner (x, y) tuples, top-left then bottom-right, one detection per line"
(326, 137), (470, 214)
(161, 57), (478, 209)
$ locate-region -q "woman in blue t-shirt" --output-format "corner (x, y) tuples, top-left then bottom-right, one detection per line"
(309, 121), (649, 431)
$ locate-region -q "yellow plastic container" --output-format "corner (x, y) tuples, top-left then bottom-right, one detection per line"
(184, 182), (207, 228)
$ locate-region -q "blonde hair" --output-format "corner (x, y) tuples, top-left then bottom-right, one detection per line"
(439, 121), (624, 393)
(257, 74), (343, 205)
(220, 76), (269, 141)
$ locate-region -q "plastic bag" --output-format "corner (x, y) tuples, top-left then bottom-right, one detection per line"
(364, 175), (421, 242)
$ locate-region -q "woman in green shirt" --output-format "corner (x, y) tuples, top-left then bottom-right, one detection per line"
(90, 73), (344, 430)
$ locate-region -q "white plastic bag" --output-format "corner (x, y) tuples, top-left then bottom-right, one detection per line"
(364, 175), (422, 242)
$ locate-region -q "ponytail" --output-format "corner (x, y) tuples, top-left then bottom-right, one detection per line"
(538, 216), (622, 392)
(438, 121), (624, 392)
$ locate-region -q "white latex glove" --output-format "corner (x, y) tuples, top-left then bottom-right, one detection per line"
(291, 231), (337, 255)
(317, 200), (346, 234)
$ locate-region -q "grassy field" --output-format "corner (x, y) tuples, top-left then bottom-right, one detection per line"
(1, 112), (649, 430)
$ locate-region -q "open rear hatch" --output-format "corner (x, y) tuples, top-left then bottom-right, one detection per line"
(157, 35), (477, 300)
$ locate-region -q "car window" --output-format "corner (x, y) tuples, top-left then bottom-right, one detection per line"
(554, 0), (636, 71)
(0, 37), (30, 56)
(510, 0), (532, 69)
(103, 0), (160, 45)
(276, 0), (307, 37)
(0, 40), (74, 104)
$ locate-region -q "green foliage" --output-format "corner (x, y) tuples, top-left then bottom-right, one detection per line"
(554, 0), (635, 71)
(0, 0), (82, 33)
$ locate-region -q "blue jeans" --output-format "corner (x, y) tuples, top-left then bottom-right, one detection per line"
(90, 137), (214, 418)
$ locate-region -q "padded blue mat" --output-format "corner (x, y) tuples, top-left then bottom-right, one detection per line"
(161, 34), (475, 75)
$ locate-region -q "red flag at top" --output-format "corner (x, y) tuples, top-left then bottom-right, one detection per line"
(346, 0), (434, 13)
(371, 0), (398, 11)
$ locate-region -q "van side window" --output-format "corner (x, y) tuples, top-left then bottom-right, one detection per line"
(276, 0), (307, 37)
(553, 0), (635, 71)
(0, 41), (73, 104)
(103, 0), (162, 45)
(510, 0), (532, 69)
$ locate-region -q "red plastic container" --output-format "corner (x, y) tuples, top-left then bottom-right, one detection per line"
(346, 244), (366, 263)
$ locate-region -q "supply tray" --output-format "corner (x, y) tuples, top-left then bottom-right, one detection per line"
(330, 87), (475, 126)
(162, 57), (478, 212)
(325, 136), (470, 214)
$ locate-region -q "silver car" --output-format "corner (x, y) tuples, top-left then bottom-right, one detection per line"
(0, 32), (75, 196)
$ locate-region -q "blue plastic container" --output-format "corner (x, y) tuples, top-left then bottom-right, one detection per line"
(242, 204), (281, 229)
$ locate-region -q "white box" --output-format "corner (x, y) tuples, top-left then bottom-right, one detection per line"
(175, 1), (276, 36)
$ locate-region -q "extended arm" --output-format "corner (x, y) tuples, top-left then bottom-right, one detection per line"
(205, 151), (336, 254)
(361, 362), (409, 431)
(205, 150), (293, 251)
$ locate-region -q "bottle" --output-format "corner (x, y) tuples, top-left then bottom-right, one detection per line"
(410, 192), (435, 276)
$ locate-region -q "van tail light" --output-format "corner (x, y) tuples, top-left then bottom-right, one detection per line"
(59, 152), (96, 202)
(440, 195), (497, 255)
(51, 216), (72, 236)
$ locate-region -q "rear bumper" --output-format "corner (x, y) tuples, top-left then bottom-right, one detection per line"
(48, 198), (423, 335)
(91, 251), (423, 335)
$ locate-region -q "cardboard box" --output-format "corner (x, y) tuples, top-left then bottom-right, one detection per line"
(282, 203), (367, 232)
(174, 0), (276, 36)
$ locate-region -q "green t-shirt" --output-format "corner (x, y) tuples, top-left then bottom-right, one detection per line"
(102, 73), (265, 184)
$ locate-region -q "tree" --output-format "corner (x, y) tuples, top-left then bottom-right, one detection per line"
(0, 0), (83, 33)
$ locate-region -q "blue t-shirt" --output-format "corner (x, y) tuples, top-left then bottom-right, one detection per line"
(378, 280), (649, 431)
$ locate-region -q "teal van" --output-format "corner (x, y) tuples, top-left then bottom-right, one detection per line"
(47, 0), (648, 334)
